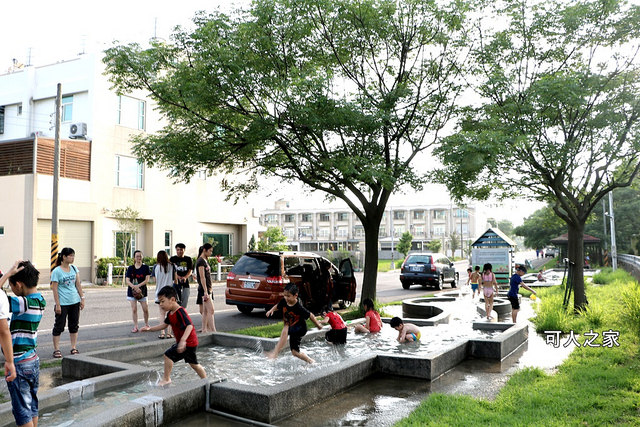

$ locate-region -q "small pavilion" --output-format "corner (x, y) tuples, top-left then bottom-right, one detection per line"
(549, 233), (602, 266)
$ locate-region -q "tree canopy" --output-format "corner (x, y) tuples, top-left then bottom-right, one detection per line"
(514, 206), (566, 250)
(103, 0), (469, 303)
(257, 227), (289, 252)
(396, 231), (413, 259)
(434, 0), (640, 311)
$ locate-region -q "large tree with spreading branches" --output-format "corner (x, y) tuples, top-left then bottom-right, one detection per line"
(103, 0), (469, 303)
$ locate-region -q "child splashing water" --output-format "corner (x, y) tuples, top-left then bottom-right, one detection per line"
(266, 283), (323, 364)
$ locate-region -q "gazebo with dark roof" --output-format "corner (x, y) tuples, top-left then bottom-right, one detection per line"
(550, 233), (602, 266)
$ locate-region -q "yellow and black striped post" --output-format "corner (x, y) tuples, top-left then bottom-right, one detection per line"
(50, 233), (58, 271)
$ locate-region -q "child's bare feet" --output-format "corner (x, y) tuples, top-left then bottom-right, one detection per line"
(157, 379), (172, 387)
(265, 351), (277, 359)
(307, 357), (316, 364)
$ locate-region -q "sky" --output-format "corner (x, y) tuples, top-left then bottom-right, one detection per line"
(2, 0), (543, 226)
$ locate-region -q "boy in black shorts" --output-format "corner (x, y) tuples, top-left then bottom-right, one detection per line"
(266, 283), (323, 363)
(141, 287), (206, 385)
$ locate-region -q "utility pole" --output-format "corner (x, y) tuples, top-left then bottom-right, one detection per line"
(390, 206), (395, 269)
(50, 84), (61, 272)
(608, 191), (617, 270)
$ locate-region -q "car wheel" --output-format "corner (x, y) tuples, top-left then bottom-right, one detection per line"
(451, 272), (458, 288)
(237, 305), (253, 314)
(402, 281), (410, 290)
(436, 275), (444, 290)
(339, 300), (352, 309)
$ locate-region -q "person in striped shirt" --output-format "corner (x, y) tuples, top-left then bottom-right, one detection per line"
(1, 260), (46, 427)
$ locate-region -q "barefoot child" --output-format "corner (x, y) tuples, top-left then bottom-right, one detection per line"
(320, 310), (347, 344)
(266, 284), (323, 363)
(468, 266), (481, 299)
(141, 287), (206, 386)
(390, 317), (421, 343)
(354, 298), (382, 333)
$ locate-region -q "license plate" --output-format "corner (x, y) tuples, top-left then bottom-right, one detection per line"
(411, 266), (422, 272)
(242, 281), (257, 289)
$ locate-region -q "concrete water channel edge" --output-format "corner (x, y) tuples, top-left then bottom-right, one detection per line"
(0, 302), (529, 426)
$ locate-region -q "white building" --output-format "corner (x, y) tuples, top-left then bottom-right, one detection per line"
(0, 54), (260, 282)
(260, 199), (488, 262)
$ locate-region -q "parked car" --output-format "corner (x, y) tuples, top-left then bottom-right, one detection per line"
(225, 251), (357, 315)
(399, 252), (458, 290)
(544, 246), (558, 258)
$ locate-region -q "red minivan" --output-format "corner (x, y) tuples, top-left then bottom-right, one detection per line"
(225, 251), (356, 315)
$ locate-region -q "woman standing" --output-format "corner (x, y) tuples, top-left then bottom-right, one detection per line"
(153, 250), (175, 339)
(480, 263), (498, 321)
(196, 244), (216, 333)
(51, 247), (85, 358)
(126, 250), (151, 333)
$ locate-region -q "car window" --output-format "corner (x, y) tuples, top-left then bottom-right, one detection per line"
(407, 255), (432, 264)
(232, 254), (280, 276)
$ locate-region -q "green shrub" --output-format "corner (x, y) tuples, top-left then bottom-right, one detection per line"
(95, 257), (123, 278)
(621, 282), (640, 338)
(592, 267), (633, 284)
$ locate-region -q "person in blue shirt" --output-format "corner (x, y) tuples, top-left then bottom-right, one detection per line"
(50, 247), (85, 357)
(507, 265), (537, 322)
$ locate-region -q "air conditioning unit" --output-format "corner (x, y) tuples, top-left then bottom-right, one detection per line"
(69, 122), (87, 138)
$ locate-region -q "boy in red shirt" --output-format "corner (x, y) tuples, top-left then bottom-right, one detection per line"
(141, 286), (206, 385)
(320, 310), (347, 344)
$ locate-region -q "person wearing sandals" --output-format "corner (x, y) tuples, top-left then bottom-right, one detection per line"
(51, 247), (85, 358)
(126, 250), (151, 333)
(153, 250), (175, 339)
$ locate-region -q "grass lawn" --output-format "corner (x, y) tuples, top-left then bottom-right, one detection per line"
(378, 259), (402, 272)
(396, 268), (640, 426)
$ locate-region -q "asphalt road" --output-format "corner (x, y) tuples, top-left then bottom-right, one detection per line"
(20, 263), (470, 362)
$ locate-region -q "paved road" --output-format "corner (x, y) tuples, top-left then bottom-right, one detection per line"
(20, 263), (469, 362)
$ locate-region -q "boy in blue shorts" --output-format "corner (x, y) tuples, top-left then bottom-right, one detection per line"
(0, 260), (46, 427)
(508, 265), (537, 322)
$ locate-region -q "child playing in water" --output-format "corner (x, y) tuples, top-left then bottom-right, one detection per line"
(141, 286), (206, 385)
(354, 298), (382, 333)
(480, 263), (498, 320)
(266, 283), (323, 363)
(320, 310), (347, 344)
(389, 317), (421, 343)
(468, 265), (481, 299)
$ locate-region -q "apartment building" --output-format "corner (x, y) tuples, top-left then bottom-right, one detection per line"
(0, 54), (259, 282)
(260, 200), (487, 260)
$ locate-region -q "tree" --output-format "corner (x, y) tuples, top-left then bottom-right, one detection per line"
(112, 207), (141, 286)
(248, 235), (257, 251)
(103, 0), (468, 303)
(426, 239), (442, 253)
(449, 230), (460, 258)
(514, 205), (566, 250)
(396, 232), (413, 259)
(434, 0), (640, 312)
(496, 220), (514, 237)
(257, 227), (289, 252)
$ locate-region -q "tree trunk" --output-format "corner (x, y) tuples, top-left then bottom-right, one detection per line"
(361, 224), (380, 304)
(567, 222), (587, 312)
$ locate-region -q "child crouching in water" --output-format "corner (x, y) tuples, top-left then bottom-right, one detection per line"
(266, 283), (323, 363)
(390, 317), (421, 343)
(320, 310), (347, 344)
(141, 287), (206, 385)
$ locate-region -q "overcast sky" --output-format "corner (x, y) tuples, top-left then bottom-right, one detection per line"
(2, 0), (543, 225)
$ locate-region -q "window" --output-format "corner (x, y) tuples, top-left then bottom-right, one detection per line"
(284, 214), (295, 223)
(379, 226), (386, 236)
(433, 210), (446, 220)
(114, 232), (136, 259)
(337, 226), (348, 238)
(393, 211), (405, 220)
(0, 106), (4, 134)
(164, 231), (172, 256)
(337, 212), (349, 221)
(117, 95), (146, 130)
(319, 213), (330, 222)
(138, 100), (146, 130)
(202, 233), (232, 256)
(17, 104), (22, 115)
(115, 155), (144, 189)
(393, 225), (405, 236)
(414, 226), (425, 236)
(353, 225), (364, 238)
(413, 210), (425, 220)
(455, 209), (469, 218)
(298, 227), (312, 237)
(301, 213), (312, 222)
(317, 227), (330, 238)
(62, 95), (73, 122)
(283, 228), (295, 238)
(433, 225), (445, 236)
(264, 214), (278, 223)
(0, 226), (4, 236)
